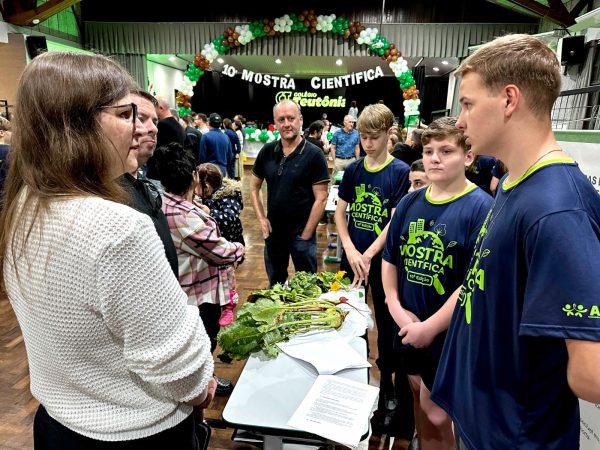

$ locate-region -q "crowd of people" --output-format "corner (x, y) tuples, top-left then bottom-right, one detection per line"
(0, 32), (599, 450)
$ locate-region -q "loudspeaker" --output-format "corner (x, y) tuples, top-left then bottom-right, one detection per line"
(560, 35), (585, 66)
(26, 36), (48, 59)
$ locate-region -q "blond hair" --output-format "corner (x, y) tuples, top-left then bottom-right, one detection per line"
(421, 116), (467, 151)
(356, 104), (394, 134)
(456, 34), (561, 118)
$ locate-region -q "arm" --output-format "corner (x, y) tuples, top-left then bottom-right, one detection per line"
(363, 208), (396, 261)
(566, 339), (600, 403)
(99, 217), (214, 404)
(490, 176), (500, 196)
(330, 143), (337, 160)
(300, 182), (328, 239)
(354, 144), (360, 159)
(336, 198), (368, 285)
(382, 259), (419, 329)
(250, 174), (271, 239)
(399, 286), (461, 348)
(176, 206), (244, 266)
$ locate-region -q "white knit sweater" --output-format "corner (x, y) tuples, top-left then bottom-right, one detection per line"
(5, 195), (214, 441)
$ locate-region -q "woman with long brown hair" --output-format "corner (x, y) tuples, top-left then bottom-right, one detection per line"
(0, 52), (215, 449)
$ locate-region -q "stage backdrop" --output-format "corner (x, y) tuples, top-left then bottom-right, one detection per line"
(556, 129), (600, 450)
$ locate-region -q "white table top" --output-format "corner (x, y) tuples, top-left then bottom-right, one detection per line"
(222, 336), (368, 434)
(222, 288), (372, 448)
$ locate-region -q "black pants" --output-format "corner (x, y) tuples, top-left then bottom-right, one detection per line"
(34, 404), (200, 450)
(341, 254), (395, 373)
(342, 254), (415, 439)
(199, 303), (221, 354)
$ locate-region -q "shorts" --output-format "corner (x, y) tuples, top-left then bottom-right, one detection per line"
(392, 325), (443, 392)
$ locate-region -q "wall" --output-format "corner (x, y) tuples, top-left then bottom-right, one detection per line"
(0, 33), (27, 118)
(147, 59), (184, 108)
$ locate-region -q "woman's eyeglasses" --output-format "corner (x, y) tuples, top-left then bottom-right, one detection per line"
(98, 102), (138, 124)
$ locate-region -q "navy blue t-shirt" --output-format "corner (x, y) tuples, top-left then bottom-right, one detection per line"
(383, 184), (492, 356)
(466, 155), (497, 195)
(338, 157), (410, 256)
(432, 160), (600, 450)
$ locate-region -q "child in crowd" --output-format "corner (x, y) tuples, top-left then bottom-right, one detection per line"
(334, 103), (412, 437)
(196, 163), (245, 327)
(408, 159), (430, 193)
(382, 117), (492, 450)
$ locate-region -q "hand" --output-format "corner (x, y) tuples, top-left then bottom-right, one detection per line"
(345, 248), (368, 288)
(399, 321), (435, 348)
(260, 218), (272, 239)
(235, 154), (240, 159)
(187, 377), (217, 409)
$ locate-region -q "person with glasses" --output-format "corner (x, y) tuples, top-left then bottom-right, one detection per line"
(117, 90), (179, 277)
(250, 100), (330, 286)
(0, 52), (216, 449)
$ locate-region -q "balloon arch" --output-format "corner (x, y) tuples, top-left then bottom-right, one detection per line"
(175, 10), (420, 143)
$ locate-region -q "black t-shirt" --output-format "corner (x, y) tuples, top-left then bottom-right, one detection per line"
(252, 139), (330, 236)
(306, 136), (324, 151)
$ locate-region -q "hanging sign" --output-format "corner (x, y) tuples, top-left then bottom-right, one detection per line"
(221, 64), (386, 91)
(275, 90), (346, 108)
(310, 66), (385, 89)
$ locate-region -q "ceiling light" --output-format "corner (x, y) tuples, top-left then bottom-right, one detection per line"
(168, 56), (176, 62)
(217, 58), (224, 64)
(32, 19), (40, 25)
(284, 74), (290, 77)
(433, 67), (440, 72)
(441, 60), (449, 65)
(335, 59), (343, 66)
(275, 58), (282, 64)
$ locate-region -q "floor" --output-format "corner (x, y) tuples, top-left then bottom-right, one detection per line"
(0, 167), (409, 450)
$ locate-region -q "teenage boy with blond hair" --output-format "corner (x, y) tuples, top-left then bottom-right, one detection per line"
(431, 34), (600, 449)
(335, 103), (411, 435)
(382, 116), (492, 450)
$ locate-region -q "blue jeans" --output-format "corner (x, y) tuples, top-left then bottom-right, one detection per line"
(264, 233), (317, 287)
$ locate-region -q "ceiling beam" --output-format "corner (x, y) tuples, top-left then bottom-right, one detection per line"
(5, 0), (81, 26)
(570, 0), (593, 18)
(511, 0), (575, 27)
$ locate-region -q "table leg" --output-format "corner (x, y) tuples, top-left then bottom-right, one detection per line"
(263, 435), (284, 450)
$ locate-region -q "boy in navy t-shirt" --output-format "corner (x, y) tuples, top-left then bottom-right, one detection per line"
(335, 103), (411, 435)
(382, 117), (492, 450)
(431, 34), (600, 450)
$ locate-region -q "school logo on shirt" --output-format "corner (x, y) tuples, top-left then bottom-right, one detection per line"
(458, 209), (491, 324)
(400, 218), (454, 295)
(562, 303), (600, 319)
(350, 183), (390, 235)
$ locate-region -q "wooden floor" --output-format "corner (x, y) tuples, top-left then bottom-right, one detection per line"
(0, 167), (409, 450)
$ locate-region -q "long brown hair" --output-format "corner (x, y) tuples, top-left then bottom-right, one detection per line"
(0, 52), (137, 294)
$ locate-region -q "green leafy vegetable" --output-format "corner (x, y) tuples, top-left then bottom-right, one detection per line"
(217, 298), (347, 360)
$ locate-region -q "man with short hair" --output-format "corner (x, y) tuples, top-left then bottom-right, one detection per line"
(198, 113), (233, 178)
(250, 100), (330, 286)
(431, 34), (600, 449)
(155, 96), (185, 149)
(330, 115), (360, 174)
(195, 113), (210, 134)
(118, 91), (179, 277)
(182, 114), (203, 163)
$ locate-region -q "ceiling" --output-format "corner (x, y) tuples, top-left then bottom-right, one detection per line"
(146, 54), (459, 79)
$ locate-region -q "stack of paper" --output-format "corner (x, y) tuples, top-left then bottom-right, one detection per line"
(287, 375), (379, 449)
